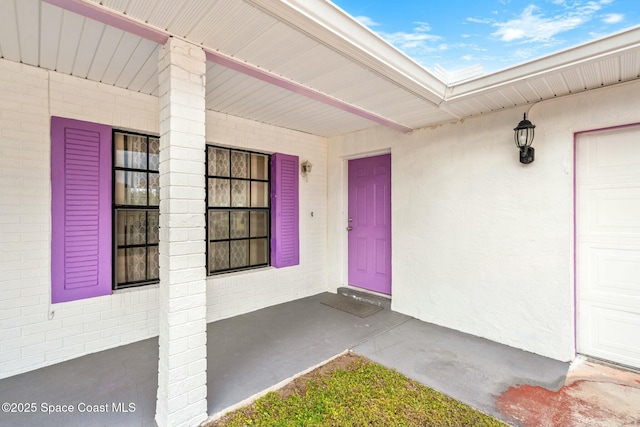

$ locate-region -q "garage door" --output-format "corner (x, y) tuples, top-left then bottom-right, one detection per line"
(576, 124), (640, 369)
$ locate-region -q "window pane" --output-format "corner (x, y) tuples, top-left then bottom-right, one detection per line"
(230, 211), (249, 238)
(251, 154), (268, 180)
(147, 246), (159, 280)
(251, 182), (268, 207)
(116, 249), (126, 285)
(230, 240), (248, 268)
(231, 180), (249, 207)
(149, 173), (159, 206)
(149, 137), (159, 171)
(250, 211), (268, 237)
(250, 239), (268, 265)
(126, 247), (147, 282)
(115, 133), (147, 169)
(209, 211), (229, 240)
(209, 178), (230, 207)
(208, 147), (230, 177)
(148, 212), (159, 244)
(115, 171), (148, 206)
(210, 241), (229, 272)
(206, 146), (271, 275)
(231, 151), (249, 178)
(116, 210), (147, 246)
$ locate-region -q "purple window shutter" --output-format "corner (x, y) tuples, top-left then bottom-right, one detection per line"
(271, 153), (299, 268)
(51, 117), (112, 303)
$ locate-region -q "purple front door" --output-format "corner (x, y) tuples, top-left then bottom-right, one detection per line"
(348, 154), (391, 295)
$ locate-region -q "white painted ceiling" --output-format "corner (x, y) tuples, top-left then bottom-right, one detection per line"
(1, 0), (639, 137)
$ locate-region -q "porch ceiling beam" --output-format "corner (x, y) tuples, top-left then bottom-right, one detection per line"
(41, 0), (414, 133)
(204, 50), (414, 133)
(42, 0), (168, 44)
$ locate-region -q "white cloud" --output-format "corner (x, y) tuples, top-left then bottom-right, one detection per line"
(379, 22), (442, 51)
(466, 17), (491, 24)
(490, 0), (613, 43)
(381, 31), (441, 49)
(353, 15), (379, 27)
(603, 13), (624, 24)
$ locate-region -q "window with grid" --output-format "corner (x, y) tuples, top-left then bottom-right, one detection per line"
(113, 131), (160, 289)
(207, 146), (270, 274)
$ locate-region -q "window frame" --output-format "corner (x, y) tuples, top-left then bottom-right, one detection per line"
(206, 145), (271, 275)
(112, 129), (160, 290)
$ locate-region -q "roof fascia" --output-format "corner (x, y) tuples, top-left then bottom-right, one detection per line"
(447, 25), (640, 101)
(247, 0), (447, 106)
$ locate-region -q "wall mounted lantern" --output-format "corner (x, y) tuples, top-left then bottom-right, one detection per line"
(514, 113), (536, 164)
(300, 160), (312, 181)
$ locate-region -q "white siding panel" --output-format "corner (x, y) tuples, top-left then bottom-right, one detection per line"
(118, 0), (158, 22)
(116, 39), (158, 89)
(620, 52), (640, 81)
(127, 45), (159, 92)
(87, 26), (124, 82)
(146, 0), (188, 31)
(234, 21), (316, 68)
(200, 2), (272, 52)
(15, 0), (40, 66)
(581, 62), (603, 90)
(0, 0), (21, 61)
(39, 2), (63, 70)
(101, 32), (142, 85)
(563, 68), (586, 93)
(527, 77), (555, 99)
(277, 45), (336, 82)
(72, 22), (106, 78)
(164, 0), (214, 38)
(139, 71), (159, 96)
(56, 11), (85, 75)
(599, 57), (622, 86)
(544, 73), (571, 97)
(500, 85), (531, 105)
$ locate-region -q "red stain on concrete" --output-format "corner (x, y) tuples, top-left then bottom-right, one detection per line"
(496, 381), (617, 427)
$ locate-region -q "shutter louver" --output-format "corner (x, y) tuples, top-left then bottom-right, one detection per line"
(271, 153), (299, 268)
(51, 117), (112, 303)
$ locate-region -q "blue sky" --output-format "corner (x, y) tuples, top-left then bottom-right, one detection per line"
(331, 0), (640, 75)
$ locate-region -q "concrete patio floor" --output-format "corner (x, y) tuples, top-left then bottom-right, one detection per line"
(0, 292), (636, 427)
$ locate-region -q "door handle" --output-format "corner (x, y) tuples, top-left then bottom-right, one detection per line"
(346, 226), (353, 231)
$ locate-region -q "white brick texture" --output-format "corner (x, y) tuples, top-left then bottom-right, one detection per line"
(155, 38), (208, 427)
(204, 111), (328, 322)
(0, 54), (329, 397)
(0, 59), (160, 380)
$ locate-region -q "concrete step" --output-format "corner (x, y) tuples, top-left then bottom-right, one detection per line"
(337, 287), (391, 310)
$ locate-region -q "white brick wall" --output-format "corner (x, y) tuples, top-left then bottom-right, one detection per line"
(156, 38), (208, 427)
(0, 59), (160, 379)
(205, 112), (328, 322)
(0, 58), (329, 379)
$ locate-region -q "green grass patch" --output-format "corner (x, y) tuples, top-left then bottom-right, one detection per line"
(208, 353), (506, 427)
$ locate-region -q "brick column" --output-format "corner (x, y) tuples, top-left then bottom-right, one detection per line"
(156, 37), (208, 427)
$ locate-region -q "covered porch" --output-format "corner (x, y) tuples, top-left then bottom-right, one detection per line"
(2, 0), (640, 426)
(0, 293), (570, 426)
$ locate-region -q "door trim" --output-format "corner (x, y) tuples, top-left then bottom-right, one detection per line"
(340, 150), (391, 295)
(573, 121), (640, 360)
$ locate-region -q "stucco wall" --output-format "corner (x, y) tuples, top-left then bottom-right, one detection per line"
(327, 79), (640, 362)
(0, 58), (327, 379)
